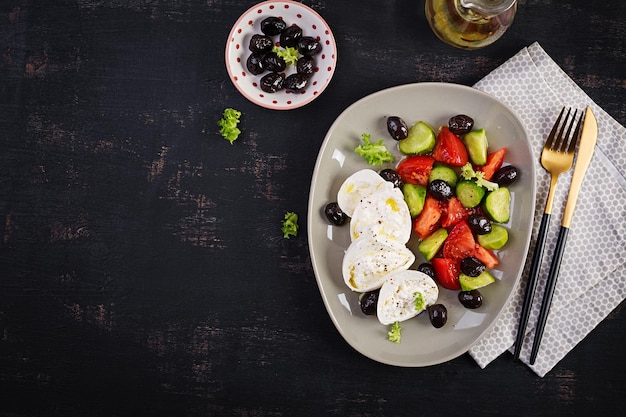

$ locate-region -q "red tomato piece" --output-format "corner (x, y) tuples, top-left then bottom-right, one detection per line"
(397, 155), (435, 186)
(431, 257), (461, 290)
(413, 195), (442, 240)
(443, 221), (475, 261)
(478, 147), (507, 180)
(474, 244), (500, 269)
(441, 196), (470, 229)
(432, 127), (469, 167)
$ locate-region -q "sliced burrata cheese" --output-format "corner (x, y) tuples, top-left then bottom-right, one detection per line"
(342, 233), (415, 293)
(349, 184), (411, 244)
(337, 168), (386, 218)
(377, 270), (439, 325)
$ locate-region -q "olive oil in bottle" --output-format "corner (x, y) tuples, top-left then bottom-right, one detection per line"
(425, 0), (517, 49)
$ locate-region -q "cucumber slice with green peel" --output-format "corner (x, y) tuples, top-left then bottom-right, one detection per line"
(418, 228), (448, 261)
(429, 164), (458, 187)
(399, 121), (436, 155)
(463, 128), (488, 165)
(455, 180), (486, 208)
(484, 187), (511, 223)
(477, 224), (509, 249)
(459, 270), (496, 291)
(402, 183), (427, 217)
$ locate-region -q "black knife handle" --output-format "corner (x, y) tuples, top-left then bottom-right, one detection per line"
(529, 226), (570, 365)
(513, 212), (551, 361)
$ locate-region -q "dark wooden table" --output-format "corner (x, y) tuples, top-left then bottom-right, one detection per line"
(1, 1), (625, 415)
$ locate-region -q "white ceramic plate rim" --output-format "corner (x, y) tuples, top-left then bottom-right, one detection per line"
(224, 0), (337, 110)
(307, 82), (536, 367)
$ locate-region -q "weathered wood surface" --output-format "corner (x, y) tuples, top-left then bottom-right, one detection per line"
(1, 1), (625, 415)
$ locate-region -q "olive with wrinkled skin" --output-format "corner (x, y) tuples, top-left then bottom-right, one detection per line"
(260, 72), (284, 93)
(428, 179), (454, 201)
(297, 36), (322, 56)
(246, 52), (265, 75)
(492, 165), (519, 187)
(379, 169), (403, 188)
(460, 257), (486, 277)
(261, 16), (286, 36)
(296, 55), (315, 77)
(386, 116), (409, 140)
(448, 114), (474, 135)
(458, 289), (483, 309)
(280, 25), (303, 48)
(284, 73), (308, 93)
(262, 52), (286, 72)
(467, 213), (492, 235)
(359, 290), (379, 315)
(249, 34), (273, 53)
(417, 262), (436, 279)
(427, 304), (448, 328)
(324, 202), (347, 226)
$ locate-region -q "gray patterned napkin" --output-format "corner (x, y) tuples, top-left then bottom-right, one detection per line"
(468, 42), (626, 377)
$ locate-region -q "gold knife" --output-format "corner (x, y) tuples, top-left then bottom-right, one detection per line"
(529, 106), (598, 365)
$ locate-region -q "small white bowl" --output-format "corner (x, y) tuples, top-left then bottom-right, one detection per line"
(225, 0), (337, 110)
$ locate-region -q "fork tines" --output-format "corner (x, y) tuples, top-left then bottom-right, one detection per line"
(548, 107), (582, 153)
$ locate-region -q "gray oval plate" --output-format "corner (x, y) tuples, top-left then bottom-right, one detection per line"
(307, 83), (536, 366)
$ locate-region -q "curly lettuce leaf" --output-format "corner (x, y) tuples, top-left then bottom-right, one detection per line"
(388, 321), (402, 343)
(281, 212), (299, 239)
(460, 162), (499, 192)
(273, 46), (299, 66)
(218, 108), (242, 144)
(354, 133), (394, 166)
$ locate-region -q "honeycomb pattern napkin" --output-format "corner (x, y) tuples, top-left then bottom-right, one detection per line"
(468, 42), (626, 377)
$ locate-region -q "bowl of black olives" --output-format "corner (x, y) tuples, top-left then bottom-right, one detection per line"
(225, 0), (337, 110)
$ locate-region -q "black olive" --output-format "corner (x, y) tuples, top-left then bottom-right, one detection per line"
(492, 165), (519, 187)
(249, 34), (273, 53)
(467, 213), (492, 235)
(379, 169), (403, 188)
(297, 36), (322, 56)
(458, 289), (483, 309)
(284, 73), (308, 93)
(259, 72), (284, 93)
(260, 16), (287, 36)
(262, 51), (286, 72)
(448, 114), (474, 135)
(280, 25), (303, 48)
(417, 263), (436, 279)
(324, 202), (347, 226)
(386, 116), (409, 141)
(246, 52), (265, 75)
(296, 55), (315, 77)
(359, 290), (379, 315)
(427, 304), (447, 328)
(428, 179), (453, 201)
(460, 257), (486, 277)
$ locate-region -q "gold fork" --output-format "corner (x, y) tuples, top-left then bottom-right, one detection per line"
(513, 107), (583, 361)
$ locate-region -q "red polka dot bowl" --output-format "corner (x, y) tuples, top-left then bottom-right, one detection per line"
(225, 0), (337, 110)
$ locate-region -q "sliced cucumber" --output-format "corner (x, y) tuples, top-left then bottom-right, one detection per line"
(429, 164), (458, 187)
(402, 183), (427, 217)
(459, 270), (496, 291)
(399, 121), (436, 155)
(463, 128), (488, 165)
(418, 228), (448, 261)
(477, 224), (509, 249)
(484, 187), (511, 223)
(455, 180), (486, 208)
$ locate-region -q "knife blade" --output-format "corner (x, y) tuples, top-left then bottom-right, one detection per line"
(529, 106), (598, 365)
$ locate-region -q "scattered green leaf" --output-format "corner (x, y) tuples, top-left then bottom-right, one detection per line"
(281, 212), (299, 239)
(413, 292), (425, 312)
(354, 133), (394, 166)
(388, 321), (402, 343)
(273, 45), (299, 66)
(218, 108), (242, 144)
(460, 162), (499, 191)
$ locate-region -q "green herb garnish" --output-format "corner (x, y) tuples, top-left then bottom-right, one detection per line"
(388, 321), (402, 343)
(281, 212), (299, 239)
(354, 133), (394, 166)
(217, 108), (242, 144)
(460, 162), (499, 191)
(413, 292), (425, 311)
(273, 45), (299, 66)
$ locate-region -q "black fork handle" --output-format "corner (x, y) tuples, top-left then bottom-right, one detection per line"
(513, 212), (551, 361)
